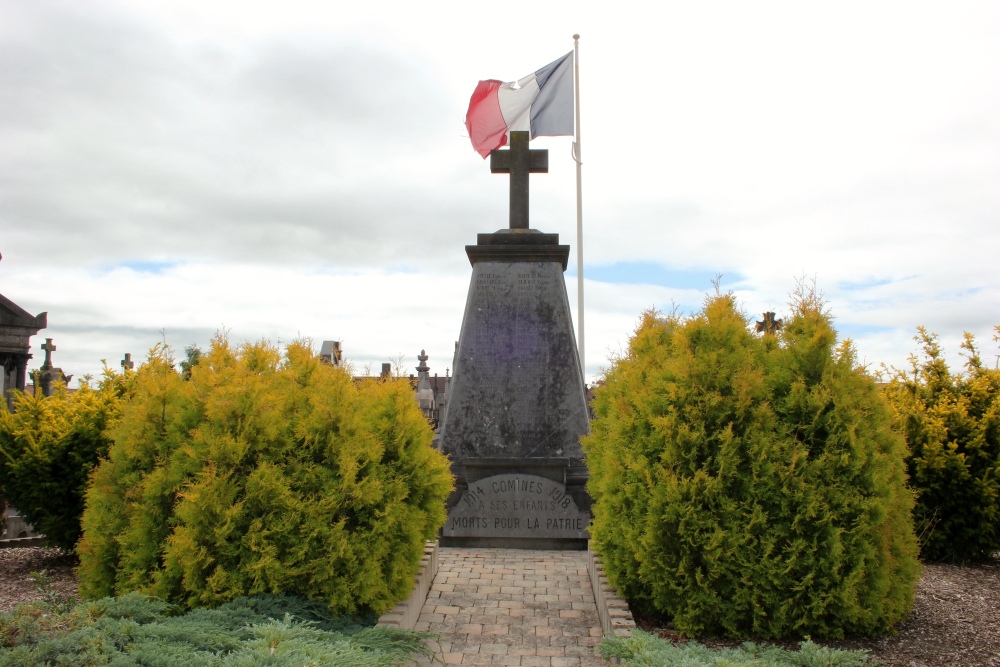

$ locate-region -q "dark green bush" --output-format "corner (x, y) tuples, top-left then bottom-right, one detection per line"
(77, 337), (453, 615)
(882, 328), (1000, 562)
(584, 288), (920, 639)
(0, 372), (126, 550)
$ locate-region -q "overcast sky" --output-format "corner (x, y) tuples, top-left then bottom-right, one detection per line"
(2, 0), (998, 385)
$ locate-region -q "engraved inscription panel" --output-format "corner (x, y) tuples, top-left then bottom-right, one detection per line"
(443, 473), (590, 539)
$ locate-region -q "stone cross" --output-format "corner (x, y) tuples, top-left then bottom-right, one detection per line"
(490, 130), (548, 230)
(41, 338), (56, 369)
(755, 312), (783, 335)
(121, 353), (134, 371)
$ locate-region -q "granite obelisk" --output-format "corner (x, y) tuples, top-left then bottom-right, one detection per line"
(439, 131), (590, 549)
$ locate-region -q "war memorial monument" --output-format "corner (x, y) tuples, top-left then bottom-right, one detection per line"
(439, 131), (591, 549)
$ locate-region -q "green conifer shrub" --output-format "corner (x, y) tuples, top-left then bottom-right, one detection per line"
(0, 592), (434, 666)
(0, 372), (125, 550)
(881, 328), (1000, 562)
(584, 287), (920, 639)
(600, 629), (876, 666)
(77, 337), (453, 616)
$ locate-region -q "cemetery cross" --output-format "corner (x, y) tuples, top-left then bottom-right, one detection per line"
(755, 312), (784, 335)
(121, 353), (134, 371)
(490, 130), (548, 230)
(41, 338), (56, 369)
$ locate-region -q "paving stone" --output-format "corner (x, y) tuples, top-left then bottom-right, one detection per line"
(551, 658), (583, 667)
(521, 657), (553, 667)
(412, 549), (612, 667)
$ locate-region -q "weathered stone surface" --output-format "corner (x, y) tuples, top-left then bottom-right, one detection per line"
(440, 241), (588, 461)
(443, 473), (589, 540)
(0, 294), (46, 355)
(0, 293), (47, 410)
(438, 228), (591, 549)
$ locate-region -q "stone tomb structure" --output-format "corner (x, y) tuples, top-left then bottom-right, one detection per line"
(439, 132), (590, 549)
(0, 293), (47, 411)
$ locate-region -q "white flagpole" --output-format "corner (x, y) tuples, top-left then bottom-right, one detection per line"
(572, 34), (585, 382)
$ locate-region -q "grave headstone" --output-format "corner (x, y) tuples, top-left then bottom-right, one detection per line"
(439, 131), (590, 549)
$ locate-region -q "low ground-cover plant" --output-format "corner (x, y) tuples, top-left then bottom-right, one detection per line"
(881, 328), (1000, 563)
(26, 570), (78, 614)
(77, 337), (453, 615)
(600, 630), (877, 666)
(0, 591), (432, 666)
(584, 286), (920, 639)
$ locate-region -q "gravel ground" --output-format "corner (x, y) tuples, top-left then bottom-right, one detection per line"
(830, 558), (1000, 666)
(0, 547), (80, 613)
(2, 548), (998, 665)
(632, 557), (1000, 667)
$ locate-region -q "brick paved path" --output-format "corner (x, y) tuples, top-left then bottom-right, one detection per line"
(412, 548), (610, 666)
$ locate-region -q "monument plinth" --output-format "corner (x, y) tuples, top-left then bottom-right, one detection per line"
(440, 132), (590, 549)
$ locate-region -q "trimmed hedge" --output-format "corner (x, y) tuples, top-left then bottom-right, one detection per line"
(584, 289), (920, 639)
(882, 328), (1000, 562)
(77, 337), (453, 615)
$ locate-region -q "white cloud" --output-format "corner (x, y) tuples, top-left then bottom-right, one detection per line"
(2, 0), (998, 386)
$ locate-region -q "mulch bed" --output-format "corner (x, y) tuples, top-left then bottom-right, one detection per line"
(626, 557), (1000, 667)
(0, 547), (80, 614)
(2, 548), (999, 665)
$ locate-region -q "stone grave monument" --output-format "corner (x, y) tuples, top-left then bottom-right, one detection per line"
(36, 338), (72, 397)
(0, 293), (47, 411)
(439, 131), (590, 549)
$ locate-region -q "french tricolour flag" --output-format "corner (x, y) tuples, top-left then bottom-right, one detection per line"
(465, 51), (574, 158)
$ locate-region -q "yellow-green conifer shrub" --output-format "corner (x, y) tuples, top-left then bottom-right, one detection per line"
(77, 337), (453, 614)
(0, 374), (124, 550)
(882, 328), (1000, 562)
(584, 289), (920, 639)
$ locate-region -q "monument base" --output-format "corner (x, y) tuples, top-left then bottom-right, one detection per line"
(440, 536), (589, 550)
(440, 458), (590, 550)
